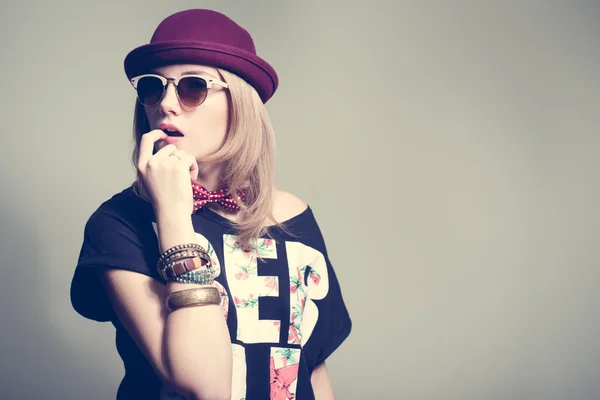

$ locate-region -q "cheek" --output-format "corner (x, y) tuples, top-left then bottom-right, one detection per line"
(144, 107), (160, 126)
(214, 109), (229, 135)
(191, 104), (229, 139)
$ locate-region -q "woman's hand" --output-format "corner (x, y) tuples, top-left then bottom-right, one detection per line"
(137, 129), (199, 216)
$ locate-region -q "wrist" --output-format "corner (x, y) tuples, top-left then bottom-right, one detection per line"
(154, 205), (191, 223)
(155, 213), (197, 253)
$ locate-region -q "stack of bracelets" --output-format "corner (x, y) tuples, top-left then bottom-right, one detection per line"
(157, 243), (222, 312)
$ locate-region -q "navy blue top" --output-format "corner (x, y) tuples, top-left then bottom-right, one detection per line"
(70, 186), (352, 400)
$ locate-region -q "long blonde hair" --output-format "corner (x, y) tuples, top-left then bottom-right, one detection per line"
(130, 67), (282, 250)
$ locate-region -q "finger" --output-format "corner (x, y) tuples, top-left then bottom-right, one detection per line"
(152, 143), (179, 161)
(182, 153), (199, 181)
(138, 129), (168, 169)
(190, 159), (199, 181)
(169, 150), (199, 181)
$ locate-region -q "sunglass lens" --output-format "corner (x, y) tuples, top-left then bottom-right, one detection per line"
(136, 76), (164, 106)
(178, 77), (208, 107)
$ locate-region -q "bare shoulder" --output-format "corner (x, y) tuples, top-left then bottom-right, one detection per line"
(272, 189), (308, 224)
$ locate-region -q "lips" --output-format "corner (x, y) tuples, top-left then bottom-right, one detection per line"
(164, 136), (183, 145)
(159, 123), (184, 136)
(164, 130), (183, 137)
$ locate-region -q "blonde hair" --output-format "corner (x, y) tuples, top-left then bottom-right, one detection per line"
(130, 67), (285, 251)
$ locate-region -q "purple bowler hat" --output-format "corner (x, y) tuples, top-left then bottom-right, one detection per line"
(124, 9), (278, 103)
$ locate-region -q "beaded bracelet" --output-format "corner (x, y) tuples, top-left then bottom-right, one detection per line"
(156, 242), (211, 282)
(157, 243), (205, 268)
(160, 247), (210, 267)
(156, 248), (210, 278)
(173, 268), (215, 285)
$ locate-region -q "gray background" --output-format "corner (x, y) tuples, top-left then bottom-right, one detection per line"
(1, 0), (599, 399)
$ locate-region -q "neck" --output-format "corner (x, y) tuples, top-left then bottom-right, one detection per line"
(193, 161), (226, 190)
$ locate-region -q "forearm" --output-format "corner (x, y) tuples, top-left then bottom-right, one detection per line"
(157, 210), (232, 399)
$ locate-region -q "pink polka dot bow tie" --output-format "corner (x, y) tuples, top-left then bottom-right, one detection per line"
(191, 181), (246, 214)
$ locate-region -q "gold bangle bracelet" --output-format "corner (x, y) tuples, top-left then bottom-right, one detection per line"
(166, 286), (221, 312)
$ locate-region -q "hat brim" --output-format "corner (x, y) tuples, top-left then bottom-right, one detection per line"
(124, 41), (278, 103)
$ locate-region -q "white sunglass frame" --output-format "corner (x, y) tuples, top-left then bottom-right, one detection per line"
(130, 73), (229, 106)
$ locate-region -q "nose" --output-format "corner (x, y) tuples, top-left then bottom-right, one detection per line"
(158, 79), (181, 115)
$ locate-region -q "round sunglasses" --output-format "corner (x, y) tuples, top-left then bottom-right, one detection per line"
(130, 74), (229, 107)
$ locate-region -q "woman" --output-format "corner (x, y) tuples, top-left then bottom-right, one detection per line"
(70, 9), (351, 400)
